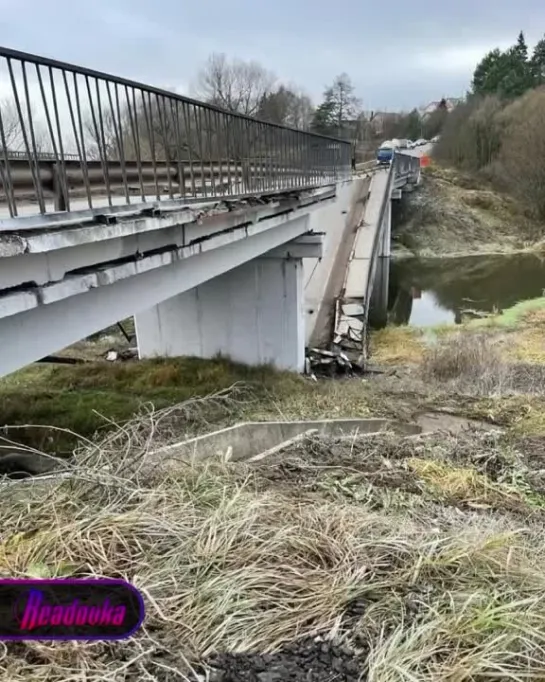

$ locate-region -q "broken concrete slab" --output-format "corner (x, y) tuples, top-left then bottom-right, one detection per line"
(341, 302), (364, 318)
(153, 418), (422, 464)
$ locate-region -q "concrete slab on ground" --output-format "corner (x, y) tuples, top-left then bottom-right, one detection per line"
(153, 418), (422, 464)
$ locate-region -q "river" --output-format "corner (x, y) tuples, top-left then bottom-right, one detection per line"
(387, 252), (545, 326)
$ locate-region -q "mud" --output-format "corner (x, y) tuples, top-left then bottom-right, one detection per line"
(204, 636), (368, 682)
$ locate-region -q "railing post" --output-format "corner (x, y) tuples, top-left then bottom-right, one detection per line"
(51, 161), (67, 212)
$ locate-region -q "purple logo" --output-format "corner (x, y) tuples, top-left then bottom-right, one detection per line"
(1, 579), (144, 640)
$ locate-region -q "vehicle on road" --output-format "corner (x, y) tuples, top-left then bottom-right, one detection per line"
(397, 139), (409, 149)
(376, 141), (394, 165)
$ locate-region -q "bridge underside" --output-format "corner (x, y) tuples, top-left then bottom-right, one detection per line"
(0, 187), (342, 377)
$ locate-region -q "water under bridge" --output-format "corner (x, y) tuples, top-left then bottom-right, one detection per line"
(0, 46), (420, 377)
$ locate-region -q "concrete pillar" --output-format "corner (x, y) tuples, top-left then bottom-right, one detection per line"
(369, 255), (390, 329)
(135, 256), (306, 371)
(380, 199), (392, 258)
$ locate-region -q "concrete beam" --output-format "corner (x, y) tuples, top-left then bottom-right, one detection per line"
(0, 212), (314, 378)
(0, 196), (334, 321)
(264, 233), (324, 259)
(0, 187), (336, 291)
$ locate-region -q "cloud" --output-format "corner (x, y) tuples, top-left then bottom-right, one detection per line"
(412, 41), (515, 74)
(1, 0), (544, 112)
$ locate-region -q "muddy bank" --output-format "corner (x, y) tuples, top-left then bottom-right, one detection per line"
(393, 164), (544, 258)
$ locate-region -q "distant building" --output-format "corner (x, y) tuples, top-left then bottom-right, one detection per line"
(418, 98), (463, 119)
(366, 112), (403, 136)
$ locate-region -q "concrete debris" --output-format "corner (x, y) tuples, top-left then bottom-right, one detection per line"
(306, 347), (363, 377)
(341, 302), (364, 318)
(0, 233), (26, 257)
(104, 348), (138, 362)
(331, 297), (368, 369)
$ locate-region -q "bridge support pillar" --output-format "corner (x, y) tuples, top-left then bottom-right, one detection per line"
(380, 197), (392, 258)
(135, 255), (306, 371)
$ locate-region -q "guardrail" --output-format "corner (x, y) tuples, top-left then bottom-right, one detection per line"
(364, 151), (420, 321)
(4, 150), (81, 161)
(0, 46), (352, 220)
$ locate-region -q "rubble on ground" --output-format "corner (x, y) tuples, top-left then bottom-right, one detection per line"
(103, 347), (138, 362)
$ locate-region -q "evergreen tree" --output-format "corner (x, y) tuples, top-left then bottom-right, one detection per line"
(472, 49), (508, 95)
(472, 33), (534, 99)
(515, 30), (528, 60)
(531, 35), (545, 84)
(311, 98), (336, 136)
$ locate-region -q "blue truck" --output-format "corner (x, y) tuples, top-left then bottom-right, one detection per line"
(376, 144), (395, 165)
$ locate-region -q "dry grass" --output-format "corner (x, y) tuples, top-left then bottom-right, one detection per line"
(370, 327), (426, 365)
(422, 333), (504, 382)
(420, 331), (545, 400)
(395, 165), (540, 258)
(3, 410), (545, 680)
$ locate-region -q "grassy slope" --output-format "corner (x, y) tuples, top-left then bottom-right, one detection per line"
(2, 296), (545, 456)
(394, 164), (544, 258)
(0, 357), (378, 454)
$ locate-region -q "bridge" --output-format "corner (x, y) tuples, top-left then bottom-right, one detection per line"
(0, 46), (420, 377)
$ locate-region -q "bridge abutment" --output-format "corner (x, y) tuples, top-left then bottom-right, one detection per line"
(135, 254), (307, 371)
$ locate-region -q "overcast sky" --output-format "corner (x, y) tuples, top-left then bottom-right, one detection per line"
(1, 0), (544, 111)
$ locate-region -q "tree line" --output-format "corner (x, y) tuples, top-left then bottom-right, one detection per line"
(434, 30), (545, 218)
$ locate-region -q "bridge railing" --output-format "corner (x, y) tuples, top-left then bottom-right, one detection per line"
(0, 46), (352, 221)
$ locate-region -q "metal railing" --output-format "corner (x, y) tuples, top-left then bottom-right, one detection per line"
(4, 150), (80, 161)
(0, 46), (352, 220)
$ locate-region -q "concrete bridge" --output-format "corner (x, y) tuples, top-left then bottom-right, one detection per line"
(0, 46), (420, 377)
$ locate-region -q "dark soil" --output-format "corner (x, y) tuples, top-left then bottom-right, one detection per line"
(204, 636), (368, 681)
(243, 431), (545, 519)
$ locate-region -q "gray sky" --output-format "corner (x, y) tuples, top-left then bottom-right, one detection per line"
(1, 0), (544, 111)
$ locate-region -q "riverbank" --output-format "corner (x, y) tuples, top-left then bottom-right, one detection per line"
(393, 164), (545, 258)
(5, 316), (545, 678)
(2, 296), (545, 456)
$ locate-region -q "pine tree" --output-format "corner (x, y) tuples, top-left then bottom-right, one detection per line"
(472, 33), (534, 99)
(311, 98), (336, 136)
(311, 74), (360, 138)
(515, 30), (528, 60)
(531, 35), (545, 84)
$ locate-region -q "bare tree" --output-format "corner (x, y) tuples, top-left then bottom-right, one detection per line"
(258, 85), (314, 129)
(0, 98), (47, 154)
(194, 53), (276, 116)
(498, 87), (545, 217)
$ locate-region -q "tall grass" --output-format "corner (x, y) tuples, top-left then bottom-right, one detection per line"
(2, 400), (545, 680)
